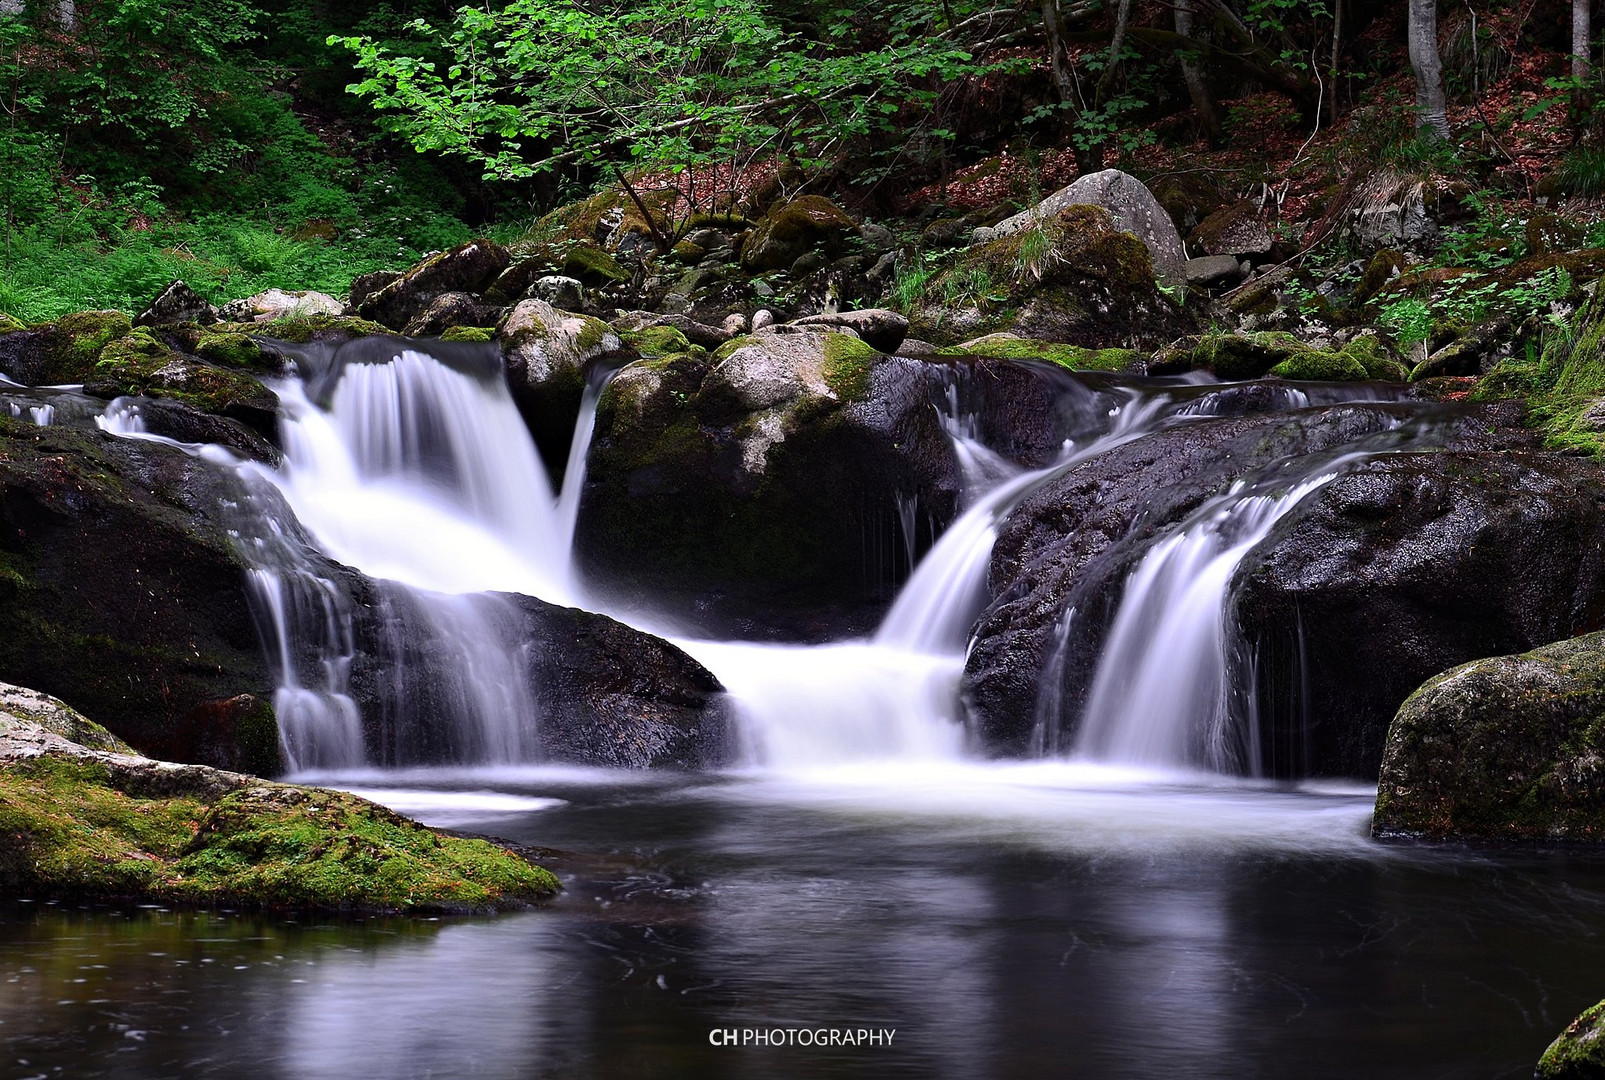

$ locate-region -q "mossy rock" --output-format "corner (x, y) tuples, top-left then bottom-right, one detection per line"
(32, 310), (133, 384)
(1374, 630), (1605, 840)
(440, 325), (497, 343)
(192, 330), (271, 371)
(820, 332), (878, 401)
(623, 324), (693, 357)
(741, 195), (857, 273)
(251, 312), (384, 344)
(86, 330), (278, 420)
(1540, 999), (1605, 1079)
(937, 332), (1142, 372)
(1339, 333), (1411, 381)
(0, 313), (24, 335)
(911, 205), (1188, 348)
(562, 242), (629, 283)
(1193, 331), (1305, 380)
(672, 240), (707, 264)
(0, 756), (557, 912)
(1268, 350), (1369, 381)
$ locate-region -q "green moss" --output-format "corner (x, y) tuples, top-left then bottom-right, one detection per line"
(89, 330), (276, 417)
(252, 313), (383, 343)
(440, 325), (497, 343)
(36, 310), (133, 383)
(574, 314), (609, 353)
(937, 333), (1141, 372)
(624, 325), (692, 357)
(1340, 334), (1412, 381)
(1539, 999), (1605, 1079)
(0, 757), (558, 911)
(711, 334), (756, 365)
(193, 331), (268, 370)
(821, 332), (878, 400)
(562, 243), (628, 283)
(1268, 350), (1369, 381)
(0, 313), (24, 335)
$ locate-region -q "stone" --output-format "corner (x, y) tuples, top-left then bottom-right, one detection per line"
(741, 195), (858, 273)
(498, 299), (628, 474)
(528, 274), (583, 311)
(910, 205), (1192, 348)
(1186, 254), (1246, 286)
(1540, 999), (1605, 1079)
(752, 309), (776, 331)
(136, 280), (218, 327)
(576, 331), (961, 636)
(218, 288), (344, 323)
(791, 309), (910, 353)
(349, 270), (402, 310)
(1373, 631), (1605, 840)
(357, 239), (511, 330)
(1189, 201), (1274, 258)
(723, 312), (749, 336)
(402, 292), (507, 337)
(983, 169), (1187, 290)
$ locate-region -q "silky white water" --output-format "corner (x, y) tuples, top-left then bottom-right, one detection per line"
(1075, 463), (1357, 772)
(98, 338), (1397, 779)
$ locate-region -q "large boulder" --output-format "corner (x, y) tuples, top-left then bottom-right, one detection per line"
(740, 196), (857, 273)
(357, 239), (511, 330)
(0, 419), (278, 770)
(514, 596), (731, 769)
(575, 327), (961, 636)
(1238, 448), (1605, 778)
(963, 402), (1421, 756)
(978, 169), (1187, 290)
(217, 288), (344, 323)
(910, 205), (1192, 348)
(497, 299), (630, 477)
(1373, 631), (1605, 841)
(1188, 201), (1274, 259)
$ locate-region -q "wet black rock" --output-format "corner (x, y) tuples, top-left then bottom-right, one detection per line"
(962, 401), (1505, 763)
(1237, 448), (1605, 778)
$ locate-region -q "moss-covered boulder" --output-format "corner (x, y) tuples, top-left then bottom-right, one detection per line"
(497, 299), (630, 478)
(1186, 330), (1408, 382)
(1517, 280), (1605, 456)
(357, 239), (511, 331)
(3, 310), (131, 385)
(575, 327), (960, 635)
(740, 195), (857, 273)
(1373, 631), (1605, 840)
(1540, 999), (1605, 1079)
(937, 332), (1142, 373)
(0, 706), (557, 912)
(83, 329), (279, 427)
(909, 205), (1192, 348)
(401, 291), (506, 337)
(979, 170), (1188, 290)
(0, 420), (278, 768)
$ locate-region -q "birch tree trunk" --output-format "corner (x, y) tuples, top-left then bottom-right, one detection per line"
(1175, 0), (1221, 142)
(1408, 0), (1449, 139)
(1574, 0), (1591, 84)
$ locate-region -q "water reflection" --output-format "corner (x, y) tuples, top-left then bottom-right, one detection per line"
(5, 772), (1605, 1079)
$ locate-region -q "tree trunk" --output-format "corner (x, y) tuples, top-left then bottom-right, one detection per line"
(1175, 0), (1220, 142)
(1040, 0), (1102, 173)
(1574, 0), (1591, 83)
(1328, 0), (1344, 121)
(1408, 0), (1449, 139)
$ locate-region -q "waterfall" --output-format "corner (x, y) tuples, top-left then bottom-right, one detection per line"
(680, 385), (1180, 768)
(1073, 465), (1352, 773)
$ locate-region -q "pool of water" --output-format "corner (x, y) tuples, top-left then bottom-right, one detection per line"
(4, 764), (1604, 1079)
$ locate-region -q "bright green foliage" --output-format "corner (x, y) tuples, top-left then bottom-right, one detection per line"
(333, 0), (989, 184)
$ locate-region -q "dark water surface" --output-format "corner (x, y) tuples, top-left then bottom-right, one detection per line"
(5, 764), (1605, 1080)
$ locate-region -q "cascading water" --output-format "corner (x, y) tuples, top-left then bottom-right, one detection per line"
(679, 382), (1181, 769)
(1072, 456), (1365, 773)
